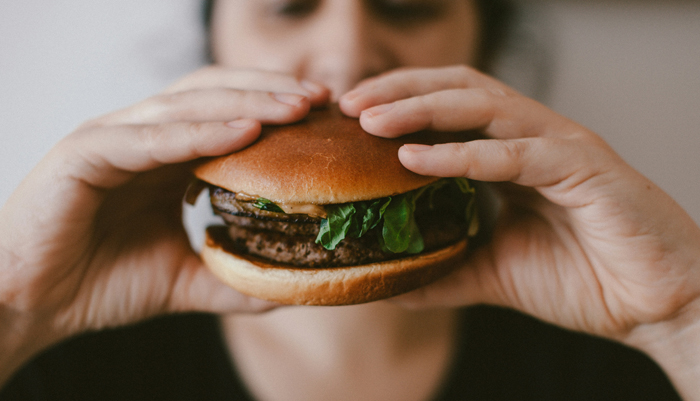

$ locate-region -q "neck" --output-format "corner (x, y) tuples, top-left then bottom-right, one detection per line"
(221, 302), (459, 401)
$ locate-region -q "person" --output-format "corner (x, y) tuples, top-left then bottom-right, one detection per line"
(1, 0), (698, 399)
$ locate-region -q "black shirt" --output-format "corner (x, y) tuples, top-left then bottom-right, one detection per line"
(1, 306), (681, 400)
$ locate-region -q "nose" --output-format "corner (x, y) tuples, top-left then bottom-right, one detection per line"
(298, 1), (396, 100)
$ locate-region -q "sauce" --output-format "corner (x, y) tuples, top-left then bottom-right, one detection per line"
(235, 191), (327, 219)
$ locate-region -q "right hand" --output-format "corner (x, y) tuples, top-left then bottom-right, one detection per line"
(0, 67), (330, 380)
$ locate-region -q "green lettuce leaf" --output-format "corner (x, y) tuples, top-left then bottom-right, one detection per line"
(315, 203), (356, 250)
(358, 198), (392, 237)
(454, 178), (479, 236)
(315, 178), (478, 253)
(253, 198), (285, 214)
(382, 194), (423, 253)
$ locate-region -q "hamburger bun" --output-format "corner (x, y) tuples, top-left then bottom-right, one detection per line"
(194, 105), (477, 306)
(202, 226), (468, 306)
(194, 104), (454, 204)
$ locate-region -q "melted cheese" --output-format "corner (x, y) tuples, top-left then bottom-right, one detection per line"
(235, 191), (327, 219)
(277, 203), (327, 219)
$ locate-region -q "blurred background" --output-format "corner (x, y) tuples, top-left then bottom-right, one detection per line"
(2, 0), (699, 231)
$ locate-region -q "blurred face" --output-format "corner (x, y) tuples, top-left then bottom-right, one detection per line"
(211, 0), (480, 98)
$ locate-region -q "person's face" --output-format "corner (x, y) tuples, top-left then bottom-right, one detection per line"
(211, 0), (481, 98)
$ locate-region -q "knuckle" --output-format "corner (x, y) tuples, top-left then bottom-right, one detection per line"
(471, 88), (498, 116)
(386, 66), (415, 78)
(502, 140), (529, 180)
(451, 142), (476, 176)
(182, 122), (209, 157)
(57, 126), (94, 153)
(451, 65), (476, 84)
(375, 67), (419, 87)
(214, 86), (246, 99)
(505, 139), (528, 161)
(452, 64), (473, 76)
(412, 96), (436, 129)
(139, 121), (207, 162)
(139, 124), (171, 160)
(233, 69), (259, 86)
(138, 94), (179, 122)
(472, 87), (495, 102)
(165, 70), (204, 92)
(75, 119), (100, 131)
(182, 120), (205, 139)
(487, 88), (509, 98)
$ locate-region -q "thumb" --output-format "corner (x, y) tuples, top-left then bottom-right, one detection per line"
(390, 245), (508, 310)
(167, 256), (280, 314)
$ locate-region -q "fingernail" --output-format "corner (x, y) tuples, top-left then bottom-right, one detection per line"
(402, 144), (433, 152)
(362, 102), (395, 118)
(273, 92), (305, 106)
(226, 119), (253, 129)
(300, 79), (325, 95)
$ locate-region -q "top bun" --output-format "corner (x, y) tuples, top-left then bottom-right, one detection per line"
(194, 104), (468, 204)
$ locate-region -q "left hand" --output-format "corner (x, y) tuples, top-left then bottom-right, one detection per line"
(338, 65), (700, 346)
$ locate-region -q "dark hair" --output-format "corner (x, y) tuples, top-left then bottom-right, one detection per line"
(202, 0), (514, 72)
(474, 0), (515, 72)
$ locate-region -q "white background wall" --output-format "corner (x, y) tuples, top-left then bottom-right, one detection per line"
(545, 1), (700, 225)
(2, 1), (699, 225)
(0, 0), (206, 205)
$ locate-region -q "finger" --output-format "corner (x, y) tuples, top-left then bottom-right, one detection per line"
(339, 65), (511, 117)
(389, 247), (505, 310)
(165, 66), (330, 107)
(389, 219), (561, 314)
(15, 120), (261, 238)
(168, 256), (279, 314)
(357, 88), (557, 140)
(58, 119), (262, 190)
(390, 201), (625, 332)
(388, 207), (571, 312)
(358, 89), (497, 138)
(398, 138), (618, 202)
(89, 89), (312, 127)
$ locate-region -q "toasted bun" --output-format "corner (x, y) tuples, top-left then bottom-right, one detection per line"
(194, 104), (470, 204)
(202, 227), (467, 306)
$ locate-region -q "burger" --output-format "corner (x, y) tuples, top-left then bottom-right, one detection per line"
(188, 105), (479, 306)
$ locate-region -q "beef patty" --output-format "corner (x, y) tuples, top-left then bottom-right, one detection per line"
(209, 187), (465, 268)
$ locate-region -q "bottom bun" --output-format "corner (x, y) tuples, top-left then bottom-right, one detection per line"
(201, 226), (468, 306)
